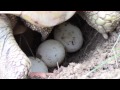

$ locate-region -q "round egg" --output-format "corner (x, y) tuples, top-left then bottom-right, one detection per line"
(29, 57), (48, 73)
(36, 40), (65, 67)
(54, 22), (83, 53)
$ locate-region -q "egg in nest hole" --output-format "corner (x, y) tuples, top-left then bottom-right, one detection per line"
(54, 22), (83, 53)
(29, 57), (48, 73)
(36, 40), (66, 68)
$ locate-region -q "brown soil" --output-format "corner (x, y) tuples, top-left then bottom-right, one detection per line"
(15, 14), (120, 79)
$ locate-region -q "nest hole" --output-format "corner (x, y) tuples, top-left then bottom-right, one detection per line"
(14, 13), (111, 75)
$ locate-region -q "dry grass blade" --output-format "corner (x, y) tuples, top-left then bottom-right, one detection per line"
(21, 34), (35, 57)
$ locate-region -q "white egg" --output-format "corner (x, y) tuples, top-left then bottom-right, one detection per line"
(36, 40), (65, 67)
(54, 22), (83, 53)
(29, 57), (48, 73)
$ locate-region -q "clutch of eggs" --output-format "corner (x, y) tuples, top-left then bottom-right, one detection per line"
(54, 22), (83, 53)
(29, 57), (48, 73)
(36, 40), (65, 68)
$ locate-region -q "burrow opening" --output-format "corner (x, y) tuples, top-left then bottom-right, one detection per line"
(14, 13), (110, 74)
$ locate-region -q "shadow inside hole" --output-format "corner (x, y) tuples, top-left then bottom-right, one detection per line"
(14, 24), (42, 57)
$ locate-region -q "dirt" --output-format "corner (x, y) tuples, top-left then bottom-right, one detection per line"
(15, 14), (120, 79)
